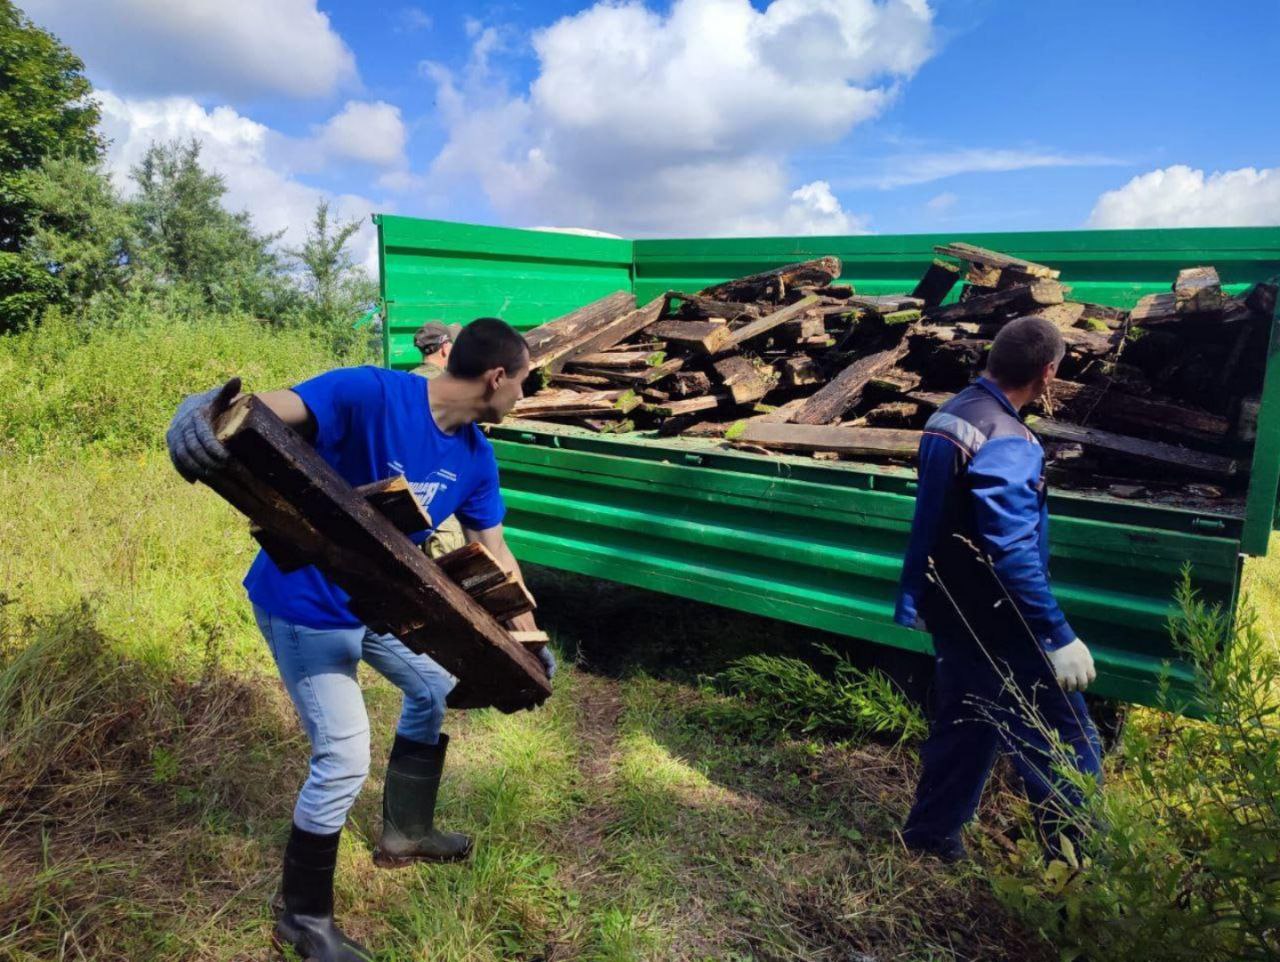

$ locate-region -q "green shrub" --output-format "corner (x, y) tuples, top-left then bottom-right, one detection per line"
(0, 306), (369, 456)
(992, 573), (1280, 962)
(702, 643), (927, 744)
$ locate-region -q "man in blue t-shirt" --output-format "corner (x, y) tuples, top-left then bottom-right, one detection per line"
(166, 318), (553, 962)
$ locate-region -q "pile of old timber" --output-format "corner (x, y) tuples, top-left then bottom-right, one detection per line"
(512, 247), (1276, 503)
(205, 385), (552, 712)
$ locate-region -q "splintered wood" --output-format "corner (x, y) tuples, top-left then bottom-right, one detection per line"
(206, 392), (551, 713)
(511, 244), (1276, 503)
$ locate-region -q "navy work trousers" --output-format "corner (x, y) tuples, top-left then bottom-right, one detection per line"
(902, 632), (1103, 854)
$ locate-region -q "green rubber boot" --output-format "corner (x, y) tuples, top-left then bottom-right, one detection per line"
(373, 733), (472, 867)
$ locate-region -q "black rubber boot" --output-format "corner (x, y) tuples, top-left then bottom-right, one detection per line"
(273, 823), (371, 961)
(373, 732), (472, 867)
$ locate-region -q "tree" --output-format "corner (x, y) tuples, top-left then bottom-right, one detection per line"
(288, 200), (374, 322)
(0, 0), (103, 330)
(22, 155), (132, 315)
(129, 139), (292, 317)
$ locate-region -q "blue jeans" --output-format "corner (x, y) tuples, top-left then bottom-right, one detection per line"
(253, 605), (456, 834)
(902, 633), (1103, 854)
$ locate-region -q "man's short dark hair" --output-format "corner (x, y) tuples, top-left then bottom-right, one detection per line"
(986, 315), (1066, 387)
(446, 317), (530, 378)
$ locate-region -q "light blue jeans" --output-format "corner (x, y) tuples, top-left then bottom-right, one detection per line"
(253, 605), (456, 834)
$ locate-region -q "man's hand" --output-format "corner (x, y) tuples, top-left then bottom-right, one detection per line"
(1048, 638), (1096, 692)
(165, 379), (240, 483)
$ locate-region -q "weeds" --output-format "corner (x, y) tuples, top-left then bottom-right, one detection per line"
(703, 643), (926, 744)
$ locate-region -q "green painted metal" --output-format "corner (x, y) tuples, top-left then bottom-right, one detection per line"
(378, 216), (1280, 708)
(376, 215), (633, 370)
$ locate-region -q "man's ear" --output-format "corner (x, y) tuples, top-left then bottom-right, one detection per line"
(486, 366), (506, 394)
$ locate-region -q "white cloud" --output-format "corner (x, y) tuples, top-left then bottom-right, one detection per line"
(1088, 165), (1280, 229)
(95, 90), (381, 274)
(425, 0), (935, 236)
(925, 190), (957, 212)
(24, 0), (357, 100)
(398, 6), (432, 32)
(838, 147), (1123, 189)
(314, 101), (408, 169)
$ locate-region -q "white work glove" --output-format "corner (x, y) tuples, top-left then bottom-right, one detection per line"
(165, 379), (240, 483)
(1048, 638), (1096, 692)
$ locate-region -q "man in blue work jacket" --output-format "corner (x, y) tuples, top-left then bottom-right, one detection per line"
(895, 314), (1102, 862)
(166, 318), (555, 962)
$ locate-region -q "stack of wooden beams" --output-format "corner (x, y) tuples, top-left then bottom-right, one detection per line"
(511, 245), (1276, 499)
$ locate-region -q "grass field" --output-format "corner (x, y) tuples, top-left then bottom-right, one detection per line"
(2, 313), (1276, 961)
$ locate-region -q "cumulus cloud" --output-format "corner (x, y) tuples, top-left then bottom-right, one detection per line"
(24, 0), (357, 100)
(425, 0), (935, 236)
(96, 91), (381, 273)
(1088, 165), (1280, 229)
(925, 190), (957, 212)
(313, 101), (408, 169)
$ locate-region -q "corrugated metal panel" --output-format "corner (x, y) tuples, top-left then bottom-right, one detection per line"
(633, 227), (1280, 306)
(490, 424), (1242, 708)
(376, 215), (635, 369)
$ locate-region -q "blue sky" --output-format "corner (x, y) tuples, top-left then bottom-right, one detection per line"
(22, 0), (1280, 257)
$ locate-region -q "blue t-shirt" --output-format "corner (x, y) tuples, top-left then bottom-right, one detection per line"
(243, 366), (506, 629)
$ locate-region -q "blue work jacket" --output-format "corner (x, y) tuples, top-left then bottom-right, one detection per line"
(894, 377), (1076, 653)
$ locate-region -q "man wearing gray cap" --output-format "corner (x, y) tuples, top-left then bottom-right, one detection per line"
(413, 321), (462, 379)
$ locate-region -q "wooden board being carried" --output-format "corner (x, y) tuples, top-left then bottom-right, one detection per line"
(207, 388), (552, 713)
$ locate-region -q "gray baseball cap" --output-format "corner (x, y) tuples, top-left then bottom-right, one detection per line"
(413, 321), (463, 353)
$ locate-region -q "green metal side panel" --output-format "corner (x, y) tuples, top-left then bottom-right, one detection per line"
(376, 215), (634, 370)
(490, 424), (1241, 708)
(376, 217), (1280, 707)
(633, 227), (1280, 307)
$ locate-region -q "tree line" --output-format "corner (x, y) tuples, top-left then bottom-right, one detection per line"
(0, 0), (374, 338)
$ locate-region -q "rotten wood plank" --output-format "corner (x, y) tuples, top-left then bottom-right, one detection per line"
(208, 393), (551, 712)
(712, 355), (772, 405)
(720, 295), (820, 350)
(791, 340), (911, 425)
(646, 319), (735, 355)
(547, 295), (667, 373)
(1174, 266), (1224, 315)
(699, 256), (842, 303)
(934, 242), (1060, 280)
(524, 291), (636, 369)
(735, 422), (920, 459)
(1044, 380), (1231, 442)
(911, 260), (961, 307)
(1026, 416), (1240, 481)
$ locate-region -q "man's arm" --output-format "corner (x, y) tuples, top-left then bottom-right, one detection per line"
(967, 436), (1075, 651)
(462, 523), (537, 632)
(255, 389), (317, 441)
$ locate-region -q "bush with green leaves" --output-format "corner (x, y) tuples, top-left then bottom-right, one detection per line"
(992, 571), (1280, 962)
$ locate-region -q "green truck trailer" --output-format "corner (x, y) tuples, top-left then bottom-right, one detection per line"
(375, 215), (1280, 708)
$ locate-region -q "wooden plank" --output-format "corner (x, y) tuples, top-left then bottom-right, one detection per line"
(524, 291), (636, 368)
(569, 357), (685, 386)
(354, 476), (432, 535)
(548, 372), (614, 389)
(670, 370), (712, 398)
(869, 369), (922, 395)
(911, 260), (961, 307)
(668, 291), (761, 321)
(779, 355), (822, 388)
(699, 256), (842, 303)
(1174, 266), (1223, 315)
(208, 394), (551, 713)
(1026, 416), (1240, 480)
(548, 295), (667, 373)
(791, 340), (911, 425)
(712, 355), (772, 405)
(511, 630), (551, 649)
(934, 242), (1059, 280)
(1044, 380), (1231, 442)
(512, 388), (638, 419)
(568, 350), (665, 369)
(1058, 326), (1124, 357)
(435, 541), (506, 593)
(736, 422), (920, 458)
(780, 315), (827, 340)
(1129, 292), (1179, 325)
(641, 394), (729, 417)
(646, 319), (735, 355)
(1035, 302), (1087, 330)
(720, 295), (820, 350)
(922, 285), (1038, 324)
(848, 294), (924, 314)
